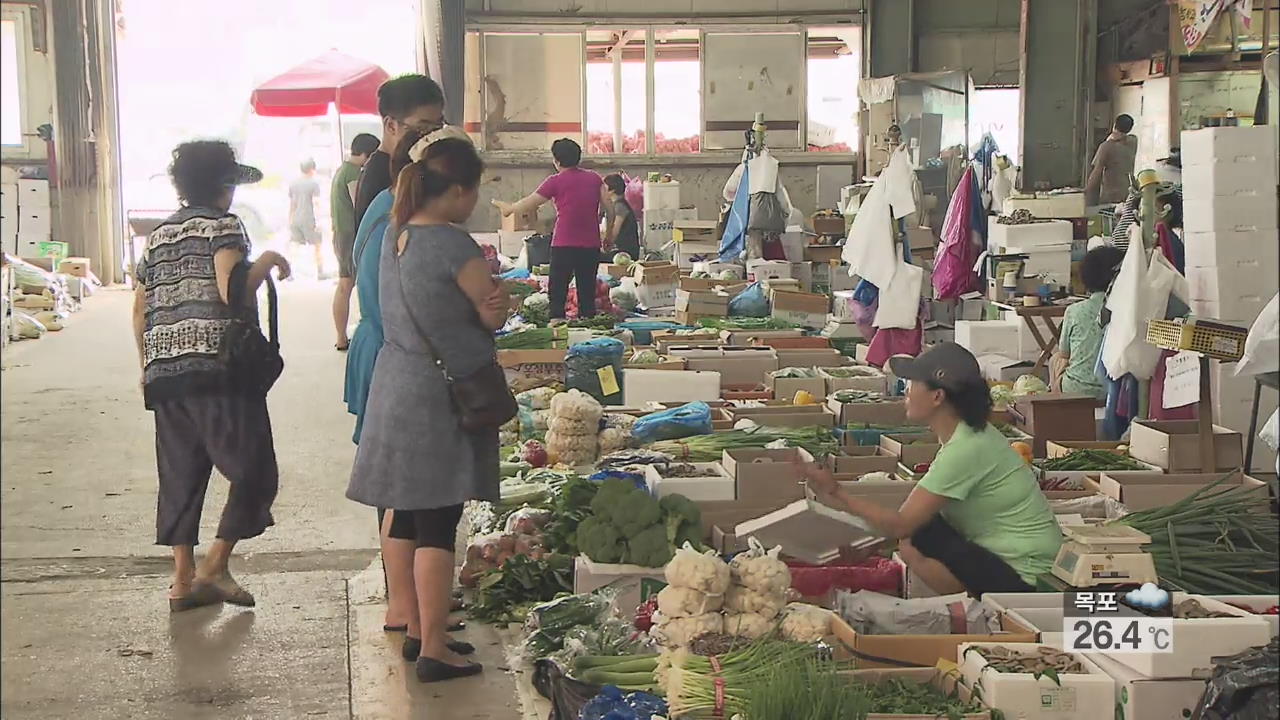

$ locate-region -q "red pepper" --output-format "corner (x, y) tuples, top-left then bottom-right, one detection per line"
(634, 597), (659, 631)
(1265, 605), (1279, 615)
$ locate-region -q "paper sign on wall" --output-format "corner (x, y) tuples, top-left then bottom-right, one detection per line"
(1162, 351), (1201, 409)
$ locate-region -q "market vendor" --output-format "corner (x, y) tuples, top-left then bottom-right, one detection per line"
(795, 343), (1063, 597)
(492, 138), (603, 322)
(1053, 246), (1125, 398)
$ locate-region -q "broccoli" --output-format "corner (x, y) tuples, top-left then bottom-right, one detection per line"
(625, 524), (675, 567)
(575, 516), (625, 563)
(659, 494), (702, 545)
(591, 478), (661, 539)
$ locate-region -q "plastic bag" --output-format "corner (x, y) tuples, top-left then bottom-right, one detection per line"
(580, 686), (668, 720)
(1192, 637), (1278, 720)
(834, 590), (999, 636)
(728, 282), (770, 317)
(932, 166), (982, 300)
(1234, 293), (1279, 378)
(566, 338), (626, 404)
(631, 402), (713, 445)
(532, 658), (601, 720)
(505, 507), (553, 535)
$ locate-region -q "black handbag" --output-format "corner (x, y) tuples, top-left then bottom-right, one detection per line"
(218, 264), (283, 396)
(396, 246), (517, 433)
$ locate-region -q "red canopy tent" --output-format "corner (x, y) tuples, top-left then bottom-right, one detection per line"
(250, 50), (390, 117)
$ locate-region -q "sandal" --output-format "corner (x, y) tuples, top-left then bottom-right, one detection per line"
(169, 583), (223, 613)
(335, 343), (349, 352)
(194, 575), (256, 607)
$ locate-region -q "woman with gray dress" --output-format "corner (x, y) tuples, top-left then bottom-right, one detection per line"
(347, 131), (509, 683)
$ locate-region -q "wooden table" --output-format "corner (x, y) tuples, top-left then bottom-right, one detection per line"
(1012, 304), (1069, 372)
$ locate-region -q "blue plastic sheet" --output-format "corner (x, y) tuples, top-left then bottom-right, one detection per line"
(718, 162), (750, 262)
(618, 320), (686, 345)
(631, 402), (713, 445)
(566, 338), (626, 404)
(580, 686), (668, 720)
(501, 268), (532, 280)
(728, 282), (770, 317)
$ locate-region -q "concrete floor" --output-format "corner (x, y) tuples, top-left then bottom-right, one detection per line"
(1, 284), (537, 719)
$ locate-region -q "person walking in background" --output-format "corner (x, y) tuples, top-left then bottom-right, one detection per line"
(289, 158), (324, 277)
(347, 134), (508, 683)
(331, 133), (380, 351)
(133, 140), (291, 612)
(1085, 114), (1137, 206)
(602, 173), (640, 262)
(492, 138), (602, 322)
(353, 75), (446, 228)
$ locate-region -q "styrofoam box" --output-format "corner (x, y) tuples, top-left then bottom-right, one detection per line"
(1086, 652), (1209, 720)
(1004, 244), (1072, 283)
(1003, 194), (1087, 219)
(958, 642), (1114, 720)
(642, 181), (680, 212)
(16, 179), (50, 208)
(955, 319), (1020, 357)
(1181, 126), (1278, 168)
(1004, 607), (1066, 647)
(621, 369), (720, 406)
(988, 219), (1073, 252)
(1208, 595), (1279, 636)
(982, 592), (1065, 615)
(1186, 264), (1279, 306)
(642, 462), (735, 502)
(1102, 594), (1272, 679)
(1182, 159), (1279, 199)
(1190, 296), (1270, 325)
(1182, 192), (1278, 234)
(1183, 228), (1280, 270)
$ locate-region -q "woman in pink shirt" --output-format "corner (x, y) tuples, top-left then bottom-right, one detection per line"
(494, 139), (603, 320)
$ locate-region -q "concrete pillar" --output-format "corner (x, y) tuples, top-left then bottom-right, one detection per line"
(1018, 0), (1096, 191)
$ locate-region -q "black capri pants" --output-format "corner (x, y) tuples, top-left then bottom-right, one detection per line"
(387, 504), (465, 551)
(909, 515), (1034, 598)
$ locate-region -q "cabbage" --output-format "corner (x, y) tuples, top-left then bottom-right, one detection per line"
(990, 384), (1014, 408)
(1012, 374), (1049, 397)
(718, 268), (741, 282)
(612, 252), (633, 266)
(630, 349), (661, 364)
(524, 292), (550, 311)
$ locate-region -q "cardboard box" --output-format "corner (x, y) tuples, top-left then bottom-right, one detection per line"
(1087, 651), (1207, 720)
(832, 290), (859, 322)
(573, 555), (667, 613)
(830, 614), (1037, 670)
(1009, 393), (1098, 457)
(633, 261), (680, 308)
(1207, 594), (1280, 636)
(623, 369), (721, 406)
(958, 643), (1114, 720)
(735, 497), (884, 564)
(654, 331), (721, 353)
(671, 345), (779, 387)
(827, 397), (908, 426)
(771, 290), (830, 329)
(718, 328), (803, 346)
(747, 259), (793, 282)
(775, 348), (844, 368)
(728, 404), (836, 429)
(497, 349), (566, 393)
(674, 310), (723, 326)
(811, 215), (846, 236)
(1092, 471), (1268, 512)
(1037, 458), (1163, 493)
(697, 499), (794, 540)
(753, 335), (831, 349)
(1045, 440), (1134, 458)
(720, 383), (772, 402)
(57, 257), (91, 278)
(501, 209), (537, 232)
(893, 551), (942, 599)
(767, 374), (826, 402)
(721, 447), (814, 504)
(977, 354), (1039, 383)
(820, 366), (889, 394)
(879, 433), (941, 468)
(1127, 420), (1244, 471)
(831, 446), (900, 476)
(643, 462), (735, 502)
(1102, 594), (1272, 679)
(710, 524), (748, 554)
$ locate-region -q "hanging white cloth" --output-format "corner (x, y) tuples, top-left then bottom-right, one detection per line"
(722, 149), (793, 217)
(1235, 293), (1280, 377)
(1102, 244), (1188, 380)
(858, 77), (896, 105)
(841, 149), (916, 289)
(873, 262), (924, 330)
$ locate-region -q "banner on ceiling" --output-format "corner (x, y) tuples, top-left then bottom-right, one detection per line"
(1178, 0), (1253, 53)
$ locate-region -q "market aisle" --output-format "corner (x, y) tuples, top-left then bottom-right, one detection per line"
(1, 284), (373, 718)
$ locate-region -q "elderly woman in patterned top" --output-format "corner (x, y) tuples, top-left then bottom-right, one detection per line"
(133, 140), (290, 611)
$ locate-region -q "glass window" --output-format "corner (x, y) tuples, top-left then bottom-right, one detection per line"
(585, 30), (646, 154)
(1, 18), (23, 147)
(807, 27), (861, 152)
(653, 29), (700, 154)
(969, 87), (1021, 162)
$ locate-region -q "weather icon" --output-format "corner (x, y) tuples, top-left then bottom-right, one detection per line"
(1125, 583), (1170, 610)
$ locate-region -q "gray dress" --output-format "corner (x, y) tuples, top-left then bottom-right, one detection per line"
(347, 223), (500, 510)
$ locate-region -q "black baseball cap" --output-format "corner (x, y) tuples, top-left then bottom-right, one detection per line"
(224, 163), (263, 187)
(888, 342), (983, 392)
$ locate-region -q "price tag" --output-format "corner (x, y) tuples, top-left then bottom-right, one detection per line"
(672, 228), (684, 244)
(1063, 616), (1173, 654)
(1063, 590), (1174, 654)
(597, 365), (620, 396)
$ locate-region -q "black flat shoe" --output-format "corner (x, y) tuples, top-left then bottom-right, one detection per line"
(416, 657), (482, 683)
(451, 597), (465, 612)
(401, 636), (474, 661)
(448, 620), (464, 632)
(383, 624), (407, 633)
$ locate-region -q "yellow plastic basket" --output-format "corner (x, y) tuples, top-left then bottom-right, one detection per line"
(1146, 318), (1248, 361)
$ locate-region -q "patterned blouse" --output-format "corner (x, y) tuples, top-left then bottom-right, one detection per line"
(136, 206), (253, 408)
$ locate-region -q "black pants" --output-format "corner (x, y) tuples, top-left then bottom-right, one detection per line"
(549, 246), (600, 319)
(909, 516), (1034, 598)
(387, 505), (465, 551)
(153, 394), (278, 546)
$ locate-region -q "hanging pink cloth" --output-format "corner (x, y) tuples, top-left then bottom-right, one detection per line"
(865, 322), (923, 368)
(933, 166), (982, 299)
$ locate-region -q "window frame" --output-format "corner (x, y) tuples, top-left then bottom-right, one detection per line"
(466, 21), (861, 166)
(0, 7), (36, 156)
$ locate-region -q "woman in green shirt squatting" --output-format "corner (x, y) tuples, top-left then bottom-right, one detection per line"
(797, 342), (1063, 596)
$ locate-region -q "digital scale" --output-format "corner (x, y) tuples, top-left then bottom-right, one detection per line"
(1051, 525), (1159, 587)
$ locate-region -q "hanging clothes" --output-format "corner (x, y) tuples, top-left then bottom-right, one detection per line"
(933, 166), (984, 299)
(842, 149), (915, 289)
(866, 316), (924, 367)
(718, 162), (750, 262)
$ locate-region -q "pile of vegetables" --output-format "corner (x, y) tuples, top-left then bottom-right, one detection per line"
(546, 390), (603, 467)
(967, 644), (1085, 676)
(821, 366), (883, 379)
(1039, 449), (1148, 471)
(496, 326), (561, 349)
(694, 317), (792, 331)
(565, 278), (617, 320)
(572, 653), (662, 691)
(830, 389), (888, 404)
(576, 479), (702, 567)
(661, 638), (823, 717)
(651, 545), (731, 648)
(1110, 472), (1279, 594)
(521, 293), (551, 327)
(747, 658), (867, 720)
(771, 367), (820, 379)
(647, 427), (838, 462)
(468, 552), (573, 624)
(540, 474), (599, 556)
(460, 507), (553, 588)
(859, 675), (989, 717)
(610, 286), (639, 313)
(721, 541), (792, 641)
(1012, 374), (1048, 397)
(567, 314), (618, 331)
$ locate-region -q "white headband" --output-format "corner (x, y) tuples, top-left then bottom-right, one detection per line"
(408, 125), (472, 163)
